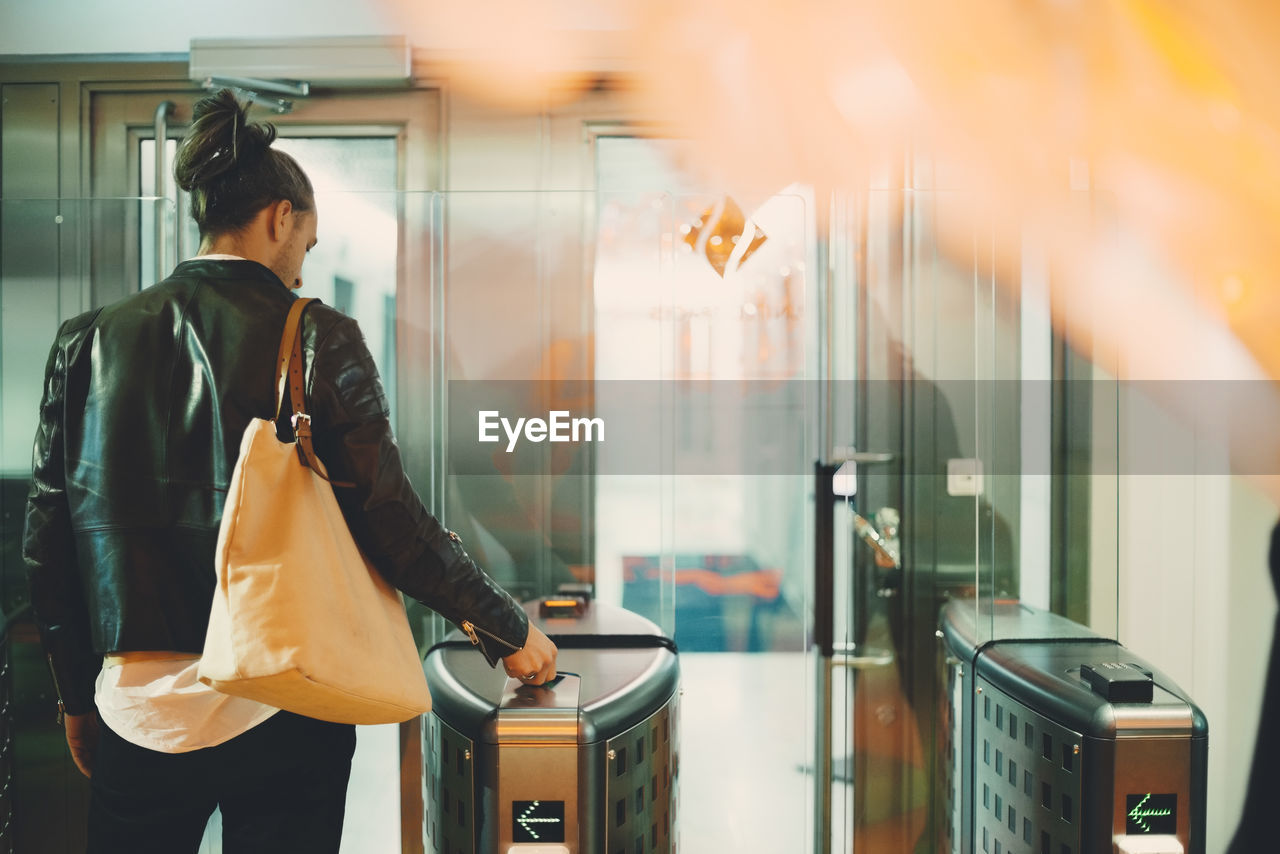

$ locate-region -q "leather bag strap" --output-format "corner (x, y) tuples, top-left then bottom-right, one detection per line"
(274, 297), (354, 487)
(274, 298), (311, 418)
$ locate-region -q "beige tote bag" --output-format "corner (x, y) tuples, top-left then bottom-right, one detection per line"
(199, 297), (431, 725)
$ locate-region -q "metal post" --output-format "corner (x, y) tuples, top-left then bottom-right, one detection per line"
(813, 461), (838, 854)
(814, 456), (898, 854)
(153, 101), (175, 279)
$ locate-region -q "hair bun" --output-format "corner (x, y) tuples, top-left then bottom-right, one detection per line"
(174, 89), (275, 192)
(190, 87), (244, 126)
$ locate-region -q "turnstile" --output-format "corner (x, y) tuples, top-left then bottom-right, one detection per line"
(423, 597), (680, 854)
(939, 600), (1207, 854)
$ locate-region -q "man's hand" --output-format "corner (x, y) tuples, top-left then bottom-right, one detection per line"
(64, 711), (99, 778)
(501, 623), (558, 686)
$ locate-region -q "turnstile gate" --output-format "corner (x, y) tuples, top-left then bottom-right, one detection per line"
(939, 600), (1207, 854)
(424, 597), (680, 854)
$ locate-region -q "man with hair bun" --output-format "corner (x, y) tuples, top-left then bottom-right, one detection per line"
(22, 88), (556, 853)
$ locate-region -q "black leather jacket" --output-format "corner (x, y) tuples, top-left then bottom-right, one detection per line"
(23, 258), (528, 716)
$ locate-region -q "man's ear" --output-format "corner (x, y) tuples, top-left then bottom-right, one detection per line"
(266, 200), (294, 242)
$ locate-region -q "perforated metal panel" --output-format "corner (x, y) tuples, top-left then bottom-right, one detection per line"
(938, 648), (964, 854)
(424, 713), (476, 854)
(604, 694), (679, 854)
(973, 680), (1084, 854)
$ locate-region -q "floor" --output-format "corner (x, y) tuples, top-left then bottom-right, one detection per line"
(195, 652), (819, 854)
(677, 652), (815, 854)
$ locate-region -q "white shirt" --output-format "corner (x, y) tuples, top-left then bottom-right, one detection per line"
(95, 658), (279, 753)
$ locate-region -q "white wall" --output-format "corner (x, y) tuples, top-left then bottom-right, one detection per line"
(1112, 409), (1274, 850)
(0, 0), (396, 55)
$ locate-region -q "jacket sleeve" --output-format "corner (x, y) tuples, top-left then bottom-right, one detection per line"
(23, 318), (100, 717)
(305, 312), (529, 666)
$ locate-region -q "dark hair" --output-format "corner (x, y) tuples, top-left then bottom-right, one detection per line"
(173, 89), (314, 237)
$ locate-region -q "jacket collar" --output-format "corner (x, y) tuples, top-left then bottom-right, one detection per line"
(169, 258), (292, 293)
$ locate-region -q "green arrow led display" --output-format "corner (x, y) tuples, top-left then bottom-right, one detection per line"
(1125, 793), (1177, 835)
(513, 800), (566, 843)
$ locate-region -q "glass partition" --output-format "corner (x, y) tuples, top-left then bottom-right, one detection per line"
(0, 198), (126, 482)
(816, 183), (1125, 852)
(1, 185), (1123, 854)
(434, 186), (818, 851)
(0, 198), (173, 853)
(821, 187), (1004, 851)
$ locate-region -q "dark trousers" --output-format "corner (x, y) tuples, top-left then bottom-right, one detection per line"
(87, 710), (357, 854)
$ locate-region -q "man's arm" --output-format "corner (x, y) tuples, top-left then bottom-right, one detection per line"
(305, 311), (550, 671)
(23, 318), (102, 768)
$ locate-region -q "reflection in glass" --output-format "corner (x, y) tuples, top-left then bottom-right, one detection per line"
(593, 136), (815, 853)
